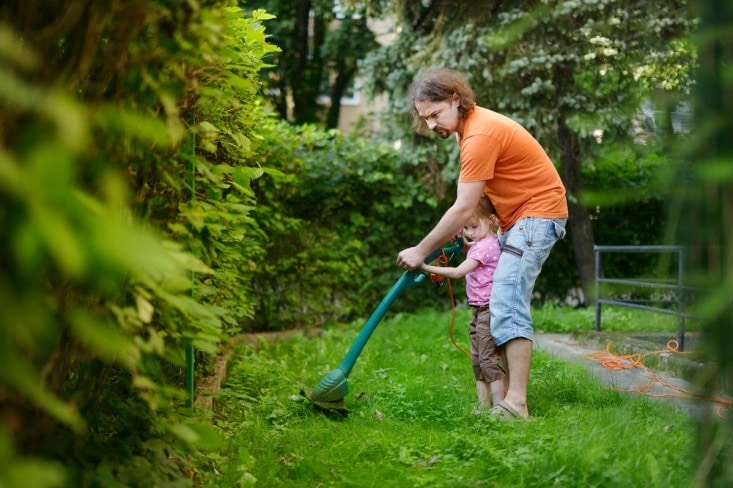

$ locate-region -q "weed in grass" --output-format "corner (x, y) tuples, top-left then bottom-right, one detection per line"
(198, 308), (697, 487)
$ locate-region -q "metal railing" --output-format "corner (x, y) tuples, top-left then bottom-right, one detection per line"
(594, 245), (698, 351)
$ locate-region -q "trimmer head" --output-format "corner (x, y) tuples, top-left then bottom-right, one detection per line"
(301, 368), (350, 415)
(300, 388), (348, 415)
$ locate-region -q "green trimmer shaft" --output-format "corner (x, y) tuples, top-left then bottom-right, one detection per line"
(302, 239), (463, 414)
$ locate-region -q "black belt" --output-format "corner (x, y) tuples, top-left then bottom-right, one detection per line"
(470, 305), (489, 312)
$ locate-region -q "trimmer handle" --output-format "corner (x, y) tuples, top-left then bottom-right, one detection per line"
(402, 236), (465, 287)
(426, 235), (464, 264)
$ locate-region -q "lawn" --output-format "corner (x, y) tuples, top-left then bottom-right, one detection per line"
(194, 305), (698, 487)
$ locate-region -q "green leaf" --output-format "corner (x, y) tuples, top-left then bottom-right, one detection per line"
(188, 422), (221, 450)
(132, 375), (157, 391)
(0, 149), (22, 194)
(250, 8), (276, 21)
(0, 459), (67, 488)
(67, 309), (140, 369)
(165, 422), (199, 445)
(0, 69), (87, 150)
(233, 166), (264, 188)
(32, 207), (87, 277)
(94, 104), (177, 148)
(198, 121), (219, 133)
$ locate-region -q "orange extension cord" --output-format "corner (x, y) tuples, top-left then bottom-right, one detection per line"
(586, 340), (731, 418)
(445, 274), (472, 360)
(429, 251), (471, 360)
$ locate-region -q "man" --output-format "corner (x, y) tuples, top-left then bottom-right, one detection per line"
(396, 67), (568, 419)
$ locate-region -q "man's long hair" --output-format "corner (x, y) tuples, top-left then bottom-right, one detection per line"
(408, 67), (477, 135)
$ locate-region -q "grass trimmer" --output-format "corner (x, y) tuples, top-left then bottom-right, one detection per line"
(301, 238), (464, 415)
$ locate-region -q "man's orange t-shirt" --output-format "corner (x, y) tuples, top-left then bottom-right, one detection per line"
(458, 107), (568, 230)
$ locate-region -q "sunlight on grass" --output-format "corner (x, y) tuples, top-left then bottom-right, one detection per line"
(200, 307), (697, 487)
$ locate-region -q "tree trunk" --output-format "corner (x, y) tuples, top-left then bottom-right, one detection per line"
(327, 68), (350, 129)
(291, 0), (326, 125)
(557, 114), (596, 306)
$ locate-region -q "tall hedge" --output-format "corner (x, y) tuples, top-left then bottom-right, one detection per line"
(0, 1), (277, 485)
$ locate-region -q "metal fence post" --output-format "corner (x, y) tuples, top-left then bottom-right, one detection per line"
(676, 247), (686, 351)
(594, 246), (601, 332)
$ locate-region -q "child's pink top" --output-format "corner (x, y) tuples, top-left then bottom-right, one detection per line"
(465, 234), (501, 306)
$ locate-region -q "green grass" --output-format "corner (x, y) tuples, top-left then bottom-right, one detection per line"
(195, 305), (697, 487)
(531, 300), (704, 335)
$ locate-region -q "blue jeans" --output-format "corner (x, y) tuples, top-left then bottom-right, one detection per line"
(490, 217), (567, 346)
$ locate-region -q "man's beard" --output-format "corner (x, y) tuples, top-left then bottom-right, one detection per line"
(434, 128), (450, 139)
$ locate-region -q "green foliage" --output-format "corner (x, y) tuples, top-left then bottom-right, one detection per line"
(0, 1), (279, 485)
(202, 308), (696, 487)
(245, 121), (446, 330)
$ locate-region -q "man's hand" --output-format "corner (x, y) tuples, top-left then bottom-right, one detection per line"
(396, 246), (428, 271)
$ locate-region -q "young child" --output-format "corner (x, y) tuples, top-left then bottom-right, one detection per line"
(420, 195), (506, 411)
